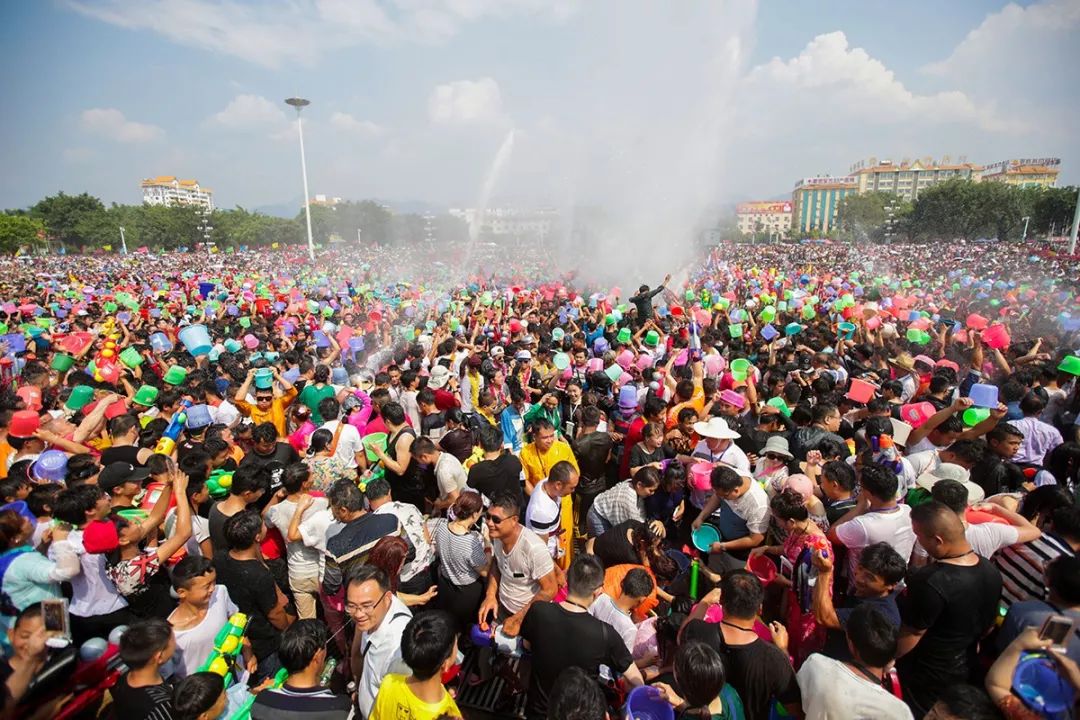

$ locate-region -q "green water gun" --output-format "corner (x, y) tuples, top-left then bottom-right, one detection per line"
(207, 469), (235, 499)
(229, 667), (288, 720)
(198, 612), (248, 687)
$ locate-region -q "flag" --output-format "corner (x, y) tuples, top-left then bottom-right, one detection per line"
(103, 245), (112, 251)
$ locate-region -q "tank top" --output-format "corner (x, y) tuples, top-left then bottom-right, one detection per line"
(385, 427), (424, 498)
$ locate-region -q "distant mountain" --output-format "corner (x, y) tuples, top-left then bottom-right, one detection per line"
(252, 198), (303, 218)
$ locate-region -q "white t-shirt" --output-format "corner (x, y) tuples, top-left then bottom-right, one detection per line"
(913, 522), (1020, 561)
(588, 593), (636, 653)
(834, 505), (916, 577)
(434, 452), (467, 500)
(297, 508), (343, 581)
(165, 507), (211, 559)
(265, 497), (329, 579)
(525, 482), (562, 559)
(320, 420), (364, 469)
(52, 531), (127, 618)
(493, 529), (555, 614)
(709, 480), (771, 535)
(797, 653), (913, 720)
(169, 586), (238, 679)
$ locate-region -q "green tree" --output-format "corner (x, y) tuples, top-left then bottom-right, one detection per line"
(0, 214), (45, 254)
(1028, 186), (1078, 236)
(30, 192), (105, 247)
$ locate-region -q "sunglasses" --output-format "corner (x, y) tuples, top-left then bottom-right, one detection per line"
(255, 396), (273, 402)
(485, 512), (512, 525)
(765, 453), (786, 461)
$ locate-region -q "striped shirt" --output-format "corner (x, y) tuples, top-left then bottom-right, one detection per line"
(250, 683), (351, 719)
(590, 481), (647, 526)
(428, 518), (489, 585)
(994, 531), (1076, 607)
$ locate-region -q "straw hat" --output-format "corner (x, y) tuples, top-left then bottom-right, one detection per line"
(693, 417), (740, 440)
(888, 352), (916, 372)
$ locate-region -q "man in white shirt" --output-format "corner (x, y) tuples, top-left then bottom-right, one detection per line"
(410, 436), (467, 514)
(588, 567), (654, 657)
(797, 605), (913, 720)
(828, 463), (916, 581)
(52, 483), (134, 644)
(525, 461), (578, 562)
(317, 396), (364, 469)
(692, 464), (769, 572)
(347, 564), (413, 718)
(264, 466), (329, 619)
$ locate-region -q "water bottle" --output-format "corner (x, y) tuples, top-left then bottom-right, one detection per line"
(319, 657), (337, 686)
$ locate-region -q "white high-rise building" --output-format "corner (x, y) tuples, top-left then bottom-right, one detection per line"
(141, 176), (215, 211)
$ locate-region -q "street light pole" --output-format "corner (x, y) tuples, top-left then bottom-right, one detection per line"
(285, 97), (315, 262)
(119, 226), (127, 255)
(1069, 186), (1080, 256)
(1021, 216), (1030, 242)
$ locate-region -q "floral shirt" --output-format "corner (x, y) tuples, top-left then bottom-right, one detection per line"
(304, 455), (354, 493)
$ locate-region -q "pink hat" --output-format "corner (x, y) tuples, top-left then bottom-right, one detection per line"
(636, 354), (654, 371)
(783, 474), (815, 502)
(936, 359), (960, 374)
(719, 389), (746, 410)
(913, 354), (935, 370)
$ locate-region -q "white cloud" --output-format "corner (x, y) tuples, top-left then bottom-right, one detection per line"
(208, 94), (287, 130)
(329, 112), (385, 137)
(924, 0), (1080, 78)
(428, 78), (506, 125)
(80, 108), (164, 142)
(68, 0), (578, 68)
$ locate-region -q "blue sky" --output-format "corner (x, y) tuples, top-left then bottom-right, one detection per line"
(1, 0), (1076, 215)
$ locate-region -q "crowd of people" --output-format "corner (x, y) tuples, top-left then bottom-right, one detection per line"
(0, 238), (1077, 720)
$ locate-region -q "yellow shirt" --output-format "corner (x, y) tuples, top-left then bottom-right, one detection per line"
(234, 386), (298, 436)
(519, 440), (579, 491)
(369, 674), (461, 720)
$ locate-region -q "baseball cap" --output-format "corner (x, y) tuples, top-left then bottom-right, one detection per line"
(515, 350), (532, 361)
(99, 462), (150, 492)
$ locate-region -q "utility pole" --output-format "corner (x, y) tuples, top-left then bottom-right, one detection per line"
(1069, 186), (1079, 256)
(119, 226), (127, 255)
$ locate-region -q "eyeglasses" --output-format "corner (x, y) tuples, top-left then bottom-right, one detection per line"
(485, 512), (511, 525)
(345, 590), (388, 616)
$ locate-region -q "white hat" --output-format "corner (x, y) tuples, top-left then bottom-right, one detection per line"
(693, 417), (741, 440)
(428, 365), (451, 389)
(515, 350), (532, 361)
(915, 463), (986, 505)
(490, 346), (505, 357)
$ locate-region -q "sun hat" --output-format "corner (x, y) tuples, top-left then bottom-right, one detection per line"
(692, 417), (740, 440)
(888, 353), (916, 372)
(428, 365), (451, 389)
(186, 404), (213, 430)
(761, 435), (793, 459)
(915, 463), (985, 504)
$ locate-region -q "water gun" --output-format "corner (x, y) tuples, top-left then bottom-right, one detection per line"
(207, 469), (234, 499)
(198, 612), (248, 688)
(870, 433), (902, 476)
(154, 399), (192, 456)
(228, 667), (287, 720)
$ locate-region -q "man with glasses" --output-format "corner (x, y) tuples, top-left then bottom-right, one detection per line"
(478, 491), (558, 638)
(345, 564), (412, 719)
(233, 366), (297, 437)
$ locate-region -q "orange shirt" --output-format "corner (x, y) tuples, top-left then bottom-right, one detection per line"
(234, 387), (298, 436)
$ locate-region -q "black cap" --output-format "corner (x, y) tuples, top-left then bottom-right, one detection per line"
(99, 462), (151, 492)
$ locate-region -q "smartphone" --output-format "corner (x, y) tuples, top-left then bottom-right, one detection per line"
(1039, 614), (1074, 651)
(42, 598), (72, 648)
(779, 556), (794, 582)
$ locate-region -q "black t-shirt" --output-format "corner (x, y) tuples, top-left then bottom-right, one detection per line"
(239, 443), (300, 473)
(207, 502), (236, 555)
(682, 619), (801, 720)
(896, 558), (1001, 698)
(212, 555), (282, 660)
(592, 519), (645, 568)
(628, 443), (665, 471)
(572, 432), (613, 493)
(100, 444), (145, 468)
(467, 453), (524, 507)
(110, 673), (175, 720)
(822, 590), (901, 661)
(520, 602), (633, 720)
(824, 496), (858, 526)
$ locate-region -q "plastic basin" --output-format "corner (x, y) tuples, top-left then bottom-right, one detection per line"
(363, 432), (388, 462)
(691, 524), (720, 552)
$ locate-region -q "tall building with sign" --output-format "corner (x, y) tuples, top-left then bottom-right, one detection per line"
(736, 201), (793, 236)
(980, 158), (1061, 188)
(849, 156), (980, 201)
(791, 176), (857, 235)
(141, 176), (215, 211)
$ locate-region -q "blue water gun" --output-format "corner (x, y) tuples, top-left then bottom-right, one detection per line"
(154, 399), (192, 455)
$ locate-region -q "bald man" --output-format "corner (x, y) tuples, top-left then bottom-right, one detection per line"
(894, 501), (1002, 717)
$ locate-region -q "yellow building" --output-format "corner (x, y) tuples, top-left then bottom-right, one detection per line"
(980, 158), (1061, 188)
(850, 156), (981, 201)
(141, 176), (214, 210)
(736, 201), (793, 236)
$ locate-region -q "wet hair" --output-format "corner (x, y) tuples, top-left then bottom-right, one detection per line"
(367, 536), (409, 592)
(281, 463), (311, 494)
(53, 484), (105, 525)
(549, 460), (577, 486)
(674, 640), (727, 717)
(252, 422), (278, 445)
(345, 563), (390, 594)
(845, 605), (898, 667)
(279, 619), (329, 674)
(770, 488), (809, 522)
(411, 436), (438, 458)
(858, 462), (898, 501)
(381, 402), (406, 426)
(307, 428), (334, 455)
(546, 666), (607, 720)
(401, 611), (457, 681)
(718, 569), (763, 619)
(620, 567), (655, 600)
(363, 476), (391, 502)
(930, 479), (969, 514)
(450, 490), (484, 520)
(709, 465), (743, 492)
(931, 685), (1000, 720)
(119, 618), (173, 669)
(858, 542), (907, 585)
(222, 509), (262, 550)
(944, 439), (986, 466)
(489, 490), (520, 518)
(172, 672), (224, 720)
(327, 478), (365, 513)
(987, 422), (1024, 443)
(632, 465), (661, 490)
(170, 555), (215, 591)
